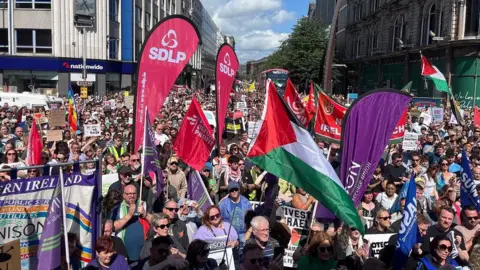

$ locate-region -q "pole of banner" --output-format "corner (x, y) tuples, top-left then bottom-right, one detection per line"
(139, 106), (148, 202)
(220, 206), (237, 267)
(215, 81), (221, 166)
(59, 167), (71, 270)
(473, 56), (478, 109)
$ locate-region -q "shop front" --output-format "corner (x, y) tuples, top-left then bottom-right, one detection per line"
(0, 55), (134, 97)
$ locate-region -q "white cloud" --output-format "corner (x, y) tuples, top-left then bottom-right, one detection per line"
(201, 0), (297, 63)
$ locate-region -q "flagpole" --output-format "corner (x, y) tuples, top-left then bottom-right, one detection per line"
(139, 106), (147, 202)
(59, 167), (71, 270)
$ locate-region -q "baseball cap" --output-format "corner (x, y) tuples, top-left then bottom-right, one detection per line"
(227, 181), (240, 191)
(168, 157), (179, 165)
(117, 166), (133, 176)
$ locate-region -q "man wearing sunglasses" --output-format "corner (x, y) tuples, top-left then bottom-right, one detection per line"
(162, 200), (189, 252)
(455, 206), (480, 253)
(166, 157), (187, 199)
(366, 208), (394, 234)
(219, 181), (252, 243)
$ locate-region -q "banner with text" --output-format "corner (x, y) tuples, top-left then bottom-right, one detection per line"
(0, 171), (98, 269)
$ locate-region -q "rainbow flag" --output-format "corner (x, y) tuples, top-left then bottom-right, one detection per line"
(67, 87), (78, 132)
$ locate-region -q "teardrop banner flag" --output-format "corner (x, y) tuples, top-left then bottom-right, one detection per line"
(134, 15), (201, 152)
(215, 44), (239, 142)
(340, 90), (412, 207)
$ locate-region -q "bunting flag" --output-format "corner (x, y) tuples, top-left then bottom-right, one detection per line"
(393, 173), (418, 270)
(188, 170), (214, 213)
(247, 80), (364, 234)
(37, 178), (65, 270)
(421, 54), (451, 94)
(173, 97), (215, 171)
(460, 150), (480, 211)
(475, 106), (480, 128)
(144, 109), (165, 196)
(25, 118), (43, 166)
(283, 79), (309, 127)
(247, 82), (256, 93)
(67, 86), (78, 132)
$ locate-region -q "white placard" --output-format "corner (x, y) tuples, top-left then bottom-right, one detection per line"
(236, 101), (247, 110)
(431, 107), (444, 123)
(101, 173), (119, 196)
(364, 233), (396, 258)
(84, 124), (101, 137)
(402, 132), (419, 151)
(248, 121), (261, 139)
(419, 112), (432, 126)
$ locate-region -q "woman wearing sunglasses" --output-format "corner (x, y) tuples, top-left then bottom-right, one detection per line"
(417, 235), (459, 269)
(186, 239), (219, 270)
(140, 213), (186, 260)
(193, 206), (239, 248)
(298, 231), (337, 269)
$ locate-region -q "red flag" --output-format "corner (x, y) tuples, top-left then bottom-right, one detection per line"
(215, 44), (239, 141)
(314, 89), (347, 142)
(134, 16), (201, 152)
(26, 119), (43, 165)
(305, 82), (316, 123)
(173, 97), (215, 170)
(283, 79), (309, 127)
(475, 106), (480, 128)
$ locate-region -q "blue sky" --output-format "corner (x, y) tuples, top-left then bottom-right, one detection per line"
(201, 0), (311, 63)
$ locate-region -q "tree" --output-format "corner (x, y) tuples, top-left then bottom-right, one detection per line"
(265, 17), (332, 90)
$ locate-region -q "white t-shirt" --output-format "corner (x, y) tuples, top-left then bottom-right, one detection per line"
(375, 192), (398, 211)
(154, 132), (170, 146)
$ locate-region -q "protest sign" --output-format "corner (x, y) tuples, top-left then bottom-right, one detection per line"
(347, 93), (358, 104)
(0, 172), (98, 269)
(250, 201), (312, 268)
(364, 234), (396, 258)
(247, 121), (261, 139)
(419, 112), (432, 126)
(49, 110), (65, 127)
(402, 132), (420, 151)
(84, 124), (101, 137)
(124, 96), (134, 109)
(431, 107), (444, 123)
(102, 174), (119, 196)
(0, 239), (21, 270)
(46, 130), (63, 142)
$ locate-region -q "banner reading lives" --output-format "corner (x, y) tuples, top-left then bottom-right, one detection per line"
(251, 202), (312, 268)
(0, 171), (98, 269)
(340, 90), (411, 207)
(215, 44), (239, 140)
(174, 97), (215, 171)
(134, 15), (201, 151)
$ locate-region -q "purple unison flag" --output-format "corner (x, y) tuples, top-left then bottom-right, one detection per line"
(145, 110), (165, 196)
(188, 170), (213, 213)
(37, 179), (63, 270)
(341, 90), (411, 207)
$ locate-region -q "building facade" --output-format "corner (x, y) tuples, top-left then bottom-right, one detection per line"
(340, 0), (480, 108)
(0, 0), (222, 97)
(315, 0), (335, 24)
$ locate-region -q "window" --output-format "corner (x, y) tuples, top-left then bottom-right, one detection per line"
(109, 38), (119, 59)
(0, 28), (7, 53)
(145, 12), (151, 30)
(465, 0), (480, 36)
(135, 6), (142, 24)
(370, 0), (377, 13)
(0, 0), (7, 9)
(109, 0), (119, 22)
(16, 0), (51, 9)
(370, 31), (378, 53)
(392, 15), (405, 51)
(153, 16), (158, 26)
(15, 29), (52, 54)
(171, 0), (175, 13)
(166, 0), (170, 14)
(426, 4), (436, 44)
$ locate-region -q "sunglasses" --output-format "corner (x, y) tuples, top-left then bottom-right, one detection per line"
(229, 188), (239, 193)
(317, 246), (333, 253)
(28, 170), (37, 174)
(378, 216), (391, 221)
(132, 159), (140, 162)
(239, 163), (245, 166)
(7, 152), (16, 156)
(200, 249), (210, 256)
(166, 207), (178, 212)
(441, 163), (449, 166)
(209, 213), (221, 221)
(467, 216), (479, 221)
(170, 162), (178, 166)
(156, 224), (169, 229)
(438, 244), (453, 252)
(250, 258), (263, 265)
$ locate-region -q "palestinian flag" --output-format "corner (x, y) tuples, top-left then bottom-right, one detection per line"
(421, 54), (451, 94)
(247, 80), (364, 234)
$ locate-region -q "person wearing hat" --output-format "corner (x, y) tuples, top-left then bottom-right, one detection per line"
(218, 180), (252, 243)
(166, 157), (187, 199)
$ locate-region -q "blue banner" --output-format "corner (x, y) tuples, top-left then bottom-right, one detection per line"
(393, 173), (418, 270)
(461, 150), (480, 211)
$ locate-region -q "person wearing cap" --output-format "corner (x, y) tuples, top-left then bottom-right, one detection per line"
(107, 166), (140, 197)
(219, 180), (252, 243)
(166, 157), (187, 199)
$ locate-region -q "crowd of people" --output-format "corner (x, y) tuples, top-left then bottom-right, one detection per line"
(2, 85), (480, 270)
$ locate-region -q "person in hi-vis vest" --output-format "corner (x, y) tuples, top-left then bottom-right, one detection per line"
(108, 134), (127, 161)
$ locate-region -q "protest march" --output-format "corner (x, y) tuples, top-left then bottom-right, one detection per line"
(2, 13), (480, 270)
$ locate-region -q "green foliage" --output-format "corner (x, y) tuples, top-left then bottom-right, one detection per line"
(265, 17), (330, 86)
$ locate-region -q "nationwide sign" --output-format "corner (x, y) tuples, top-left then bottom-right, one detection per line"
(61, 62), (104, 71)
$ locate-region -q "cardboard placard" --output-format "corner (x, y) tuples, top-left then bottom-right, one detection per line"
(364, 234), (396, 258)
(0, 239), (21, 270)
(124, 96), (134, 108)
(84, 124), (101, 137)
(47, 130), (63, 142)
(402, 132), (420, 151)
(419, 112), (432, 126)
(49, 110), (65, 127)
(432, 107), (444, 123)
